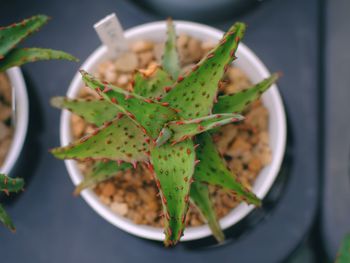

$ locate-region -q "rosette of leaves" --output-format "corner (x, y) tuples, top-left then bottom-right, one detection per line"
(51, 19), (279, 246)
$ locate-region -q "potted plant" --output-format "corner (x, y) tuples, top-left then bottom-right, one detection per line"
(0, 15), (77, 230)
(51, 19), (286, 246)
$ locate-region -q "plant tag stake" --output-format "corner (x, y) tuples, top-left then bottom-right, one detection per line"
(94, 13), (128, 58)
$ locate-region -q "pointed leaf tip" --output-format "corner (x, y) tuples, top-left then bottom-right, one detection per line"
(81, 70), (178, 139)
(157, 113), (244, 146)
(74, 161), (132, 195)
(50, 96), (64, 108)
(0, 15), (50, 57)
(50, 96), (120, 126)
(0, 48), (78, 71)
(150, 140), (195, 246)
(194, 133), (261, 206)
(162, 18), (180, 80)
(190, 181), (225, 243)
(163, 22), (246, 119)
(0, 204), (16, 231)
(214, 73), (280, 114)
(51, 116), (149, 163)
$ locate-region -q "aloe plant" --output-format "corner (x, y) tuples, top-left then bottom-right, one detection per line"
(0, 174), (24, 231)
(0, 15), (77, 231)
(0, 15), (78, 71)
(51, 19), (279, 246)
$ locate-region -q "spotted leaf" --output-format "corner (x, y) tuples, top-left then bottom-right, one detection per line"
(0, 173), (24, 194)
(150, 140), (195, 246)
(81, 70), (177, 139)
(51, 116), (149, 163)
(195, 133), (261, 206)
(156, 113), (244, 146)
(162, 22), (245, 119)
(133, 65), (173, 99)
(0, 15), (49, 58)
(0, 48), (78, 72)
(214, 73), (279, 114)
(51, 97), (119, 127)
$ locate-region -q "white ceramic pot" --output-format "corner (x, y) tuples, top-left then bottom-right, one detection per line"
(61, 21), (286, 242)
(0, 67), (29, 176)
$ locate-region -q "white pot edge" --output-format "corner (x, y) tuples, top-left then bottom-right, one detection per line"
(60, 20), (287, 242)
(0, 67), (29, 176)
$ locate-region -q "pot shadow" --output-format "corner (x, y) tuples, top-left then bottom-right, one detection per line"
(0, 71), (44, 205)
(129, 0), (261, 23)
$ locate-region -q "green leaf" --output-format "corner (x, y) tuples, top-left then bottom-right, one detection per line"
(161, 18), (180, 79)
(150, 140), (195, 246)
(0, 204), (15, 232)
(214, 73), (279, 114)
(162, 22), (246, 119)
(74, 161), (132, 195)
(81, 70), (177, 139)
(336, 234), (350, 263)
(51, 97), (119, 127)
(133, 66), (173, 99)
(0, 48), (78, 72)
(195, 133), (261, 206)
(190, 181), (225, 242)
(0, 15), (49, 58)
(0, 174), (23, 231)
(156, 113), (244, 146)
(51, 116), (149, 164)
(0, 173), (24, 194)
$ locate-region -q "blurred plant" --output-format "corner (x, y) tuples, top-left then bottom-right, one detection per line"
(0, 14), (77, 71)
(335, 234), (350, 263)
(0, 15), (77, 231)
(0, 174), (24, 231)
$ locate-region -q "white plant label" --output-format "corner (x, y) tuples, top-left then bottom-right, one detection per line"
(94, 13), (128, 58)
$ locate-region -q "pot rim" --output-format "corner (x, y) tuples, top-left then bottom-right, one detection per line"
(60, 20), (287, 242)
(0, 67), (29, 176)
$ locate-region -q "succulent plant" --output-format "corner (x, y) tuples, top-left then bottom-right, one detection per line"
(0, 15), (77, 230)
(0, 173), (24, 231)
(51, 19), (279, 246)
(0, 14), (78, 71)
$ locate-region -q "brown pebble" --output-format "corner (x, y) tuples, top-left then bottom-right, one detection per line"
(0, 73), (12, 103)
(0, 102), (11, 121)
(137, 51), (154, 68)
(71, 114), (86, 138)
(114, 52), (138, 72)
(101, 182), (116, 197)
(99, 195), (111, 205)
(248, 156), (262, 172)
(110, 202), (128, 216)
(131, 40), (154, 53)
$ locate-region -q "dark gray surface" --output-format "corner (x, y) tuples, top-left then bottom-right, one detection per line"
(322, 0), (350, 258)
(0, 0), (320, 262)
